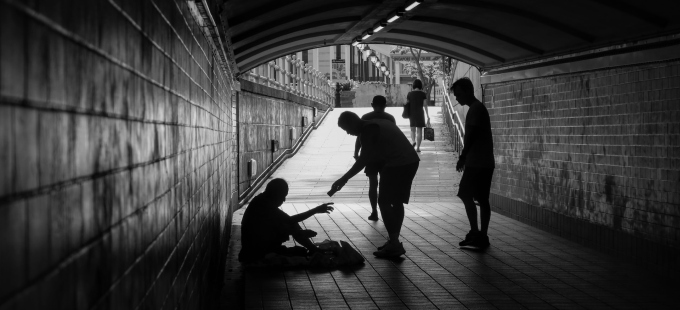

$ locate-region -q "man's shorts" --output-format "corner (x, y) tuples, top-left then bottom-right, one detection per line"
(457, 166), (494, 200)
(379, 161), (419, 204)
(364, 162), (382, 177)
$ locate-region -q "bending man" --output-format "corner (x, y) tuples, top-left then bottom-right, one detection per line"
(354, 95), (396, 221)
(331, 111), (419, 258)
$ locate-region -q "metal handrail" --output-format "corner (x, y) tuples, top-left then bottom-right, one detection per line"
(246, 56), (334, 106)
(237, 107), (333, 206)
(440, 79), (465, 152)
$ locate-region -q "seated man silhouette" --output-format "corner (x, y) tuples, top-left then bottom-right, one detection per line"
(239, 178), (334, 264)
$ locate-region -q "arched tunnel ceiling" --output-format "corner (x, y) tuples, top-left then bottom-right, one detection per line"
(221, 0), (680, 73)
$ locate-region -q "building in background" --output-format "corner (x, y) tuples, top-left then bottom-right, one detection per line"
(246, 44), (399, 87)
(245, 44), (480, 107)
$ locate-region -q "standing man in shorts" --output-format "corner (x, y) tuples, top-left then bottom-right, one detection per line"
(354, 96), (396, 221)
(331, 111), (419, 258)
(451, 77), (495, 248)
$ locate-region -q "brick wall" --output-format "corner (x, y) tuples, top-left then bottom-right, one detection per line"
(0, 0), (236, 308)
(237, 80), (327, 196)
(484, 60), (680, 278)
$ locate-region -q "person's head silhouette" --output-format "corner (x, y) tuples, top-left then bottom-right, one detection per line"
(371, 95), (387, 112)
(450, 77), (475, 106)
(338, 111), (362, 136)
(263, 178), (289, 207)
(412, 79), (423, 90)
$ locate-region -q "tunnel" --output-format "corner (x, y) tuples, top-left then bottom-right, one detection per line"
(1, 0), (679, 309)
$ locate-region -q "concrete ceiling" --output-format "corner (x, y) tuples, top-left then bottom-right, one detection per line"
(221, 0), (680, 72)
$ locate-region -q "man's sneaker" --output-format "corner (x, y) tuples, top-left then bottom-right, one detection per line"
(459, 230), (478, 246)
(377, 240), (390, 250)
(368, 212), (379, 221)
(469, 234), (490, 248)
(373, 242), (406, 258)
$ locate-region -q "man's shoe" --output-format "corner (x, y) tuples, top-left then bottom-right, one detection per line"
(377, 240), (390, 250)
(459, 230), (478, 246)
(374, 242), (405, 258)
(469, 234), (490, 248)
(368, 212), (379, 221)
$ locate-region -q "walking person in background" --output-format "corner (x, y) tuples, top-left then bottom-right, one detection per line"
(451, 77), (495, 249)
(407, 79), (430, 153)
(354, 96), (396, 221)
(331, 111), (419, 258)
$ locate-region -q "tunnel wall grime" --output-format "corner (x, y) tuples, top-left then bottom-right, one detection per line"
(237, 79), (328, 197)
(0, 0), (237, 308)
(484, 59), (680, 279)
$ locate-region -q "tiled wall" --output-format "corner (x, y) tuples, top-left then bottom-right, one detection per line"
(484, 60), (680, 278)
(237, 80), (328, 196)
(0, 0), (236, 308)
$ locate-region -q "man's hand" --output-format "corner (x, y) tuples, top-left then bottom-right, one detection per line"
(314, 203), (335, 214)
(329, 178), (347, 196)
(456, 157), (465, 172)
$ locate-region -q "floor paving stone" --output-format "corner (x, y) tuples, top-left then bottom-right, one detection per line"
(224, 107), (679, 309)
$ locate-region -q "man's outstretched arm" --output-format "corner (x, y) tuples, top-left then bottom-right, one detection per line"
(332, 124), (378, 193)
(289, 203), (334, 222)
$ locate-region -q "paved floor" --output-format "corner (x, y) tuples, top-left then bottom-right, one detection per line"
(223, 107), (678, 309)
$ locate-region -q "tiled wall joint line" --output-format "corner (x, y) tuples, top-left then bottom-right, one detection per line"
(0, 96), (230, 132)
(0, 138), (226, 203)
(0, 145), (228, 306)
(106, 0), (227, 116)
(5, 0), (228, 126)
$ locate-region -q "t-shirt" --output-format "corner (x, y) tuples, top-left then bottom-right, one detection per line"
(462, 101), (495, 168)
(239, 194), (297, 263)
(356, 111), (397, 163)
(361, 111), (396, 123)
(407, 91), (427, 114)
(359, 119), (420, 168)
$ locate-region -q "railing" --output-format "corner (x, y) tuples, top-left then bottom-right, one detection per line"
(243, 55), (334, 106)
(238, 107), (333, 206)
(440, 79), (465, 153)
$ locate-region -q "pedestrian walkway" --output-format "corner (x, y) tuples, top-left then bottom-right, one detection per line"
(223, 107), (678, 309)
